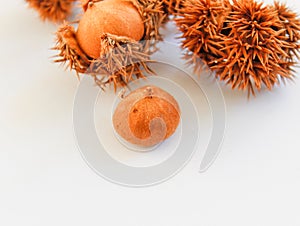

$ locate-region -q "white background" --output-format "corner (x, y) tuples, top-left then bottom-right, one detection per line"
(1, 0), (300, 225)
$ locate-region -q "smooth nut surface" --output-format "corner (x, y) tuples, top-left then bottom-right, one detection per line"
(113, 86), (181, 147)
(77, 0), (144, 58)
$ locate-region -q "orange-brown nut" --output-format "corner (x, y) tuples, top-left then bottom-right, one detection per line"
(113, 86), (180, 147)
(76, 0), (145, 59)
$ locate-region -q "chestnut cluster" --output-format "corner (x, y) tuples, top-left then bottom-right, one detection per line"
(175, 0), (300, 95)
(24, 0), (300, 146)
(53, 0), (165, 89)
(26, 0), (300, 96)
